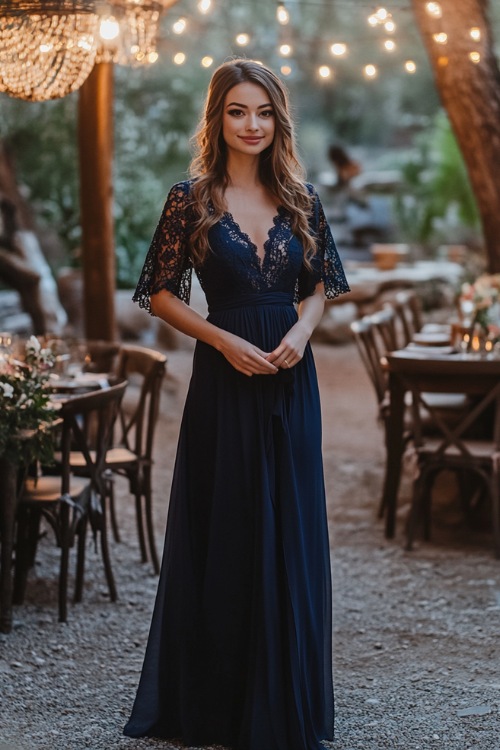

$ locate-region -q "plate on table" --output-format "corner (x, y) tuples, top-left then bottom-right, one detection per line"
(49, 372), (109, 393)
(407, 343), (456, 357)
(412, 331), (451, 347)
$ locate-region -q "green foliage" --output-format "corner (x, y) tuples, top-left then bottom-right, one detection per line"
(0, 64), (199, 287)
(393, 111), (481, 247)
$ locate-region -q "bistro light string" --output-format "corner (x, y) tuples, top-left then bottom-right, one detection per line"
(157, 0), (487, 82)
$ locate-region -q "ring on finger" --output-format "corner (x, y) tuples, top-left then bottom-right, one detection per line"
(284, 358), (289, 367)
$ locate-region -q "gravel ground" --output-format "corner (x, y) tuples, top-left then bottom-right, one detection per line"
(1, 340), (500, 750)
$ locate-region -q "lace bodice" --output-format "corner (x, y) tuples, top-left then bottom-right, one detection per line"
(133, 180), (349, 313)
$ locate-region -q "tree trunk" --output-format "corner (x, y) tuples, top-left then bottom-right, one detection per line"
(412, 0), (500, 271)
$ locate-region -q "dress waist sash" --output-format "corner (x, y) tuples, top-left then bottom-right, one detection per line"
(208, 291), (294, 313)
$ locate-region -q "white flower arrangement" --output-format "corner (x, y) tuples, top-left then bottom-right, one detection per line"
(0, 336), (58, 465)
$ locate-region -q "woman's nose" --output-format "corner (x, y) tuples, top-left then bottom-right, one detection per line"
(246, 114), (259, 131)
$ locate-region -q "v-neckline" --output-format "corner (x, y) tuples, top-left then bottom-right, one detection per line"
(224, 208), (283, 268)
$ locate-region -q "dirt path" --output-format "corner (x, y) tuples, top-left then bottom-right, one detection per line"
(1, 342), (499, 750)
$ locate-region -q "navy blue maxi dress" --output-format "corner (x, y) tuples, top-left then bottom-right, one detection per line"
(124, 180), (349, 750)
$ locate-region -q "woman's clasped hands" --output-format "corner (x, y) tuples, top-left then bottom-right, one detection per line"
(219, 322), (309, 377)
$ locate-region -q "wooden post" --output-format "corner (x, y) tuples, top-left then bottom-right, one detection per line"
(78, 63), (117, 341)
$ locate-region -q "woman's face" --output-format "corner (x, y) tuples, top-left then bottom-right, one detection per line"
(222, 81), (275, 159)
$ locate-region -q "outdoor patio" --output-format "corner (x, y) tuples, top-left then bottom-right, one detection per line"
(1, 340), (499, 750)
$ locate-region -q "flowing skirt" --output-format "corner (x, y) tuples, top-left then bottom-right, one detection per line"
(124, 293), (334, 750)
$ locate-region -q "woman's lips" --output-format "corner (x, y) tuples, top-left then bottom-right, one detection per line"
(238, 136), (263, 144)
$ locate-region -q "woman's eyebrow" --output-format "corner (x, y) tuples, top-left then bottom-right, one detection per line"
(225, 101), (273, 108)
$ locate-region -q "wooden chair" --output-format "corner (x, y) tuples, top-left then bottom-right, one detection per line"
(385, 352), (500, 556)
(351, 315), (394, 517)
(69, 345), (167, 574)
(392, 290), (423, 345)
(351, 312), (468, 521)
(13, 380), (127, 622)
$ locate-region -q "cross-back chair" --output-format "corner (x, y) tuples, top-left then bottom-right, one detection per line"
(351, 311), (468, 523)
(69, 345), (167, 574)
(13, 379), (127, 622)
(387, 355), (500, 557)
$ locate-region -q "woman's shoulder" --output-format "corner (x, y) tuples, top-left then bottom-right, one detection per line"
(304, 182), (319, 199)
(167, 178), (195, 199)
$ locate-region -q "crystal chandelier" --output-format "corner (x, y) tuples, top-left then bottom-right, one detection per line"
(0, 1), (99, 102)
(0, 0), (180, 102)
(96, 0), (179, 66)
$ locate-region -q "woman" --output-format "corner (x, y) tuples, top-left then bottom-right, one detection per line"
(124, 59), (349, 750)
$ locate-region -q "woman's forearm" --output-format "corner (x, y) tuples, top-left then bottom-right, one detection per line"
(296, 282), (326, 337)
(150, 290), (228, 350)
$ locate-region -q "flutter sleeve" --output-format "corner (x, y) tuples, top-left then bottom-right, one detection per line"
(297, 184), (350, 302)
(132, 181), (193, 314)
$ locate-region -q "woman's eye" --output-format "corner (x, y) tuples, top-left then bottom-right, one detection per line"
(260, 110), (274, 118)
(227, 108), (244, 117)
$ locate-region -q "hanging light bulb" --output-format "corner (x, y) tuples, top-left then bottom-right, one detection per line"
(375, 7), (389, 22)
(99, 15), (120, 41)
(330, 43), (347, 57)
(235, 33), (250, 46)
(201, 55), (213, 67)
(173, 51), (186, 64)
(469, 51), (481, 63)
(279, 43), (292, 56)
(364, 64), (378, 79)
(172, 17), (187, 34)
(367, 14), (378, 27)
(405, 60), (417, 73)
(384, 39), (396, 52)
(197, 0), (212, 14)
(425, 2), (442, 18)
(384, 20), (396, 33)
(276, 2), (289, 25)
(433, 32), (448, 44)
(318, 65), (332, 80)
(280, 64), (292, 76)
(470, 27), (481, 41)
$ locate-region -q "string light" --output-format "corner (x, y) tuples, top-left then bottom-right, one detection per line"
(425, 2), (442, 18)
(330, 42), (347, 57)
(235, 33), (250, 46)
(172, 17), (187, 34)
(470, 27), (481, 41)
(384, 20), (396, 33)
(197, 0), (212, 14)
(173, 51), (186, 64)
(280, 64), (292, 75)
(364, 63), (378, 79)
(367, 14), (378, 27)
(201, 55), (213, 67)
(318, 65), (332, 79)
(437, 55), (448, 66)
(99, 16), (120, 41)
(279, 43), (292, 56)
(384, 39), (396, 52)
(375, 7), (389, 22)
(469, 51), (481, 63)
(404, 60), (416, 73)
(276, 2), (289, 25)
(148, 51), (158, 64)
(433, 32), (448, 44)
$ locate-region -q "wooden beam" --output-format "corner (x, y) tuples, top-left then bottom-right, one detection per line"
(78, 62), (117, 341)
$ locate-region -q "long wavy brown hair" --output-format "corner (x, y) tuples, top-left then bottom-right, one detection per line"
(189, 59), (316, 267)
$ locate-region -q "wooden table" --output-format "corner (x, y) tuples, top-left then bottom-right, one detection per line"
(334, 259), (464, 311)
(382, 348), (500, 540)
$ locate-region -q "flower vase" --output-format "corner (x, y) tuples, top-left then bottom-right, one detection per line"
(0, 456), (19, 633)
